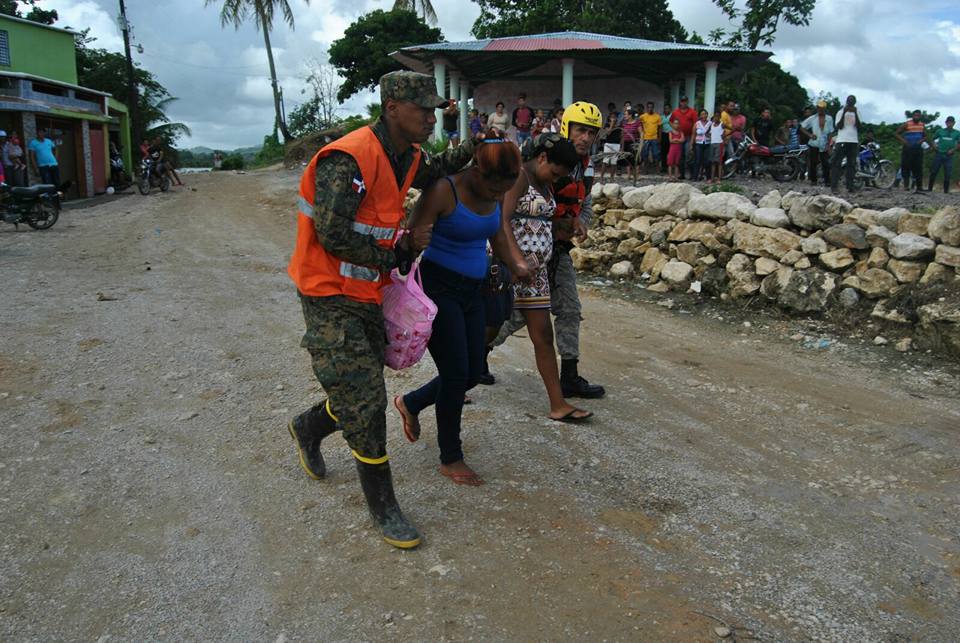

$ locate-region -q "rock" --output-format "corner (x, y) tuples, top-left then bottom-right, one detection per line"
(838, 287), (860, 307)
(897, 213), (932, 236)
(660, 260), (694, 287)
(865, 225), (896, 248)
(823, 223), (868, 250)
(757, 189), (782, 209)
(601, 209), (626, 226)
(601, 183), (621, 199)
(714, 626), (733, 639)
(754, 257), (780, 276)
(731, 222), (802, 260)
(795, 257), (811, 269)
(646, 280), (671, 293)
(760, 266), (793, 299)
(780, 190), (803, 211)
(920, 262), (951, 285)
(888, 233), (935, 260)
(590, 182), (604, 200)
(876, 207), (909, 231)
(819, 248), (855, 270)
(843, 207), (881, 229)
(621, 208), (643, 222)
(628, 216), (652, 238)
(616, 238), (647, 259)
(621, 184), (657, 210)
(780, 249), (804, 265)
(698, 254), (717, 266)
(917, 302), (960, 358)
(649, 219), (677, 240)
(687, 191), (757, 221)
(787, 194), (853, 230)
(852, 268), (898, 298)
(643, 182), (702, 217)
(895, 337), (913, 352)
(667, 220), (716, 243)
(640, 247), (668, 278)
(700, 266), (727, 296)
(886, 258), (925, 283)
(866, 246), (889, 268)
(873, 335), (888, 346)
(726, 253), (760, 298)
(928, 205), (960, 245)
(801, 236), (829, 255)
(676, 241), (705, 265)
(777, 268), (836, 312)
(609, 260), (635, 278)
(750, 207), (790, 229)
(570, 248), (613, 272)
(935, 244), (960, 267)
(871, 300), (911, 324)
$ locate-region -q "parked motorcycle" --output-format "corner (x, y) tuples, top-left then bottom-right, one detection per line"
(138, 155), (170, 195)
(838, 142), (895, 189)
(0, 181), (65, 230)
(723, 134), (802, 182)
(110, 153), (133, 192)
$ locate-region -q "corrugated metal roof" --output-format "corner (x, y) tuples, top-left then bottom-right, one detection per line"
(485, 36), (604, 52)
(402, 31), (751, 55)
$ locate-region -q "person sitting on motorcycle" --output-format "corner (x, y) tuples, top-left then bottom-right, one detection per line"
(149, 137), (184, 187)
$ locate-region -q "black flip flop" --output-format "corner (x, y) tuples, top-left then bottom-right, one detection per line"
(550, 409), (593, 424)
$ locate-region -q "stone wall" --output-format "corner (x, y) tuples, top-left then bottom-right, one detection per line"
(577, 182), (960, 357)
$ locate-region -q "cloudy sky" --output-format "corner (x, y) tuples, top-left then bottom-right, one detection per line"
(44, 0), (960, 150)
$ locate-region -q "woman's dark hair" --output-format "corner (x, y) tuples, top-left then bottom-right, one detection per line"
(530, 134), (580, 170)
(496, 101), (505, 108)
(475, 131), (521, 181)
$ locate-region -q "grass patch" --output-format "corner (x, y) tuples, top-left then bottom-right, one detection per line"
(702, 182), (744, 195)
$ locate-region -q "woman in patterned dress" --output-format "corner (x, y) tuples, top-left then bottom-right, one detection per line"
(501, 133), (593, 423)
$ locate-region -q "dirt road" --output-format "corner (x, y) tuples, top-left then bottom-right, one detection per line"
(2, 169), (959, 641)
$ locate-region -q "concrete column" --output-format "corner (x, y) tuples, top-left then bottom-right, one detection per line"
(669, 80), (681, 110)
(81, 119), (94, 197)
(459, 80), (469, 142)
(433, 58), (446, 141)
(561, 58), (574, 107)
(703, 61), (719, 115)
(23, 112), (38, 184)
(448, 71), (460, 103)
(685, 73), (697, 109)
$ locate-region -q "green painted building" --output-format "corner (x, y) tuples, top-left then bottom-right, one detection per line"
(0, 14), (131, 196)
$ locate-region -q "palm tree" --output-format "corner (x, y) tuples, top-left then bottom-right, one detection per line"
(206, 0), (309, 143)
(392, 0), (437, 25)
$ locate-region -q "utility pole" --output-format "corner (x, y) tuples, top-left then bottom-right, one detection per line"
(118, 0), (139, 144)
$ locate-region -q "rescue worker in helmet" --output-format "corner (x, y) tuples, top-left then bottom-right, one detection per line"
(285, 71), (480, 549)
(490, 101), (606, 399)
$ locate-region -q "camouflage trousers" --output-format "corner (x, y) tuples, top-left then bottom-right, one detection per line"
(492, 244), (581, 360)
(298, 293), (388, 459)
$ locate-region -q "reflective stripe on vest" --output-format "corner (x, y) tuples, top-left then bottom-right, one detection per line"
(297, 196), (394, 240)
(339, 262), (379, 282)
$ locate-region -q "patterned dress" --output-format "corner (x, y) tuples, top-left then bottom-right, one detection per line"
(510, 174), (556, 309)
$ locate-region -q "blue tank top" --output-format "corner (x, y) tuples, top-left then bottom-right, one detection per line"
(422, 177), (501, 280)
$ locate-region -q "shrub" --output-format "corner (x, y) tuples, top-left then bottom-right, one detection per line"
(220, 154), (245, 170)
(703, 182), (743, 195)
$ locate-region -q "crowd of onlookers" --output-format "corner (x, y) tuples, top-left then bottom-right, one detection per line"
(450, 93), (960, 195)
(1, 127), (56, 188)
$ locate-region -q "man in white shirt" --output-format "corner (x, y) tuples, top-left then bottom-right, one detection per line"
(831, 95), (861, 192)
(799, 100), (835, 185)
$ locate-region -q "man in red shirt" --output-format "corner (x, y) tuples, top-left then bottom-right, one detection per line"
(671, 96), (696, 179)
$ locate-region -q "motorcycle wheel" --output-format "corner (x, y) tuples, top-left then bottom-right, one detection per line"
(721, 159), (739, 180)
(160, 176), (171, 192)
(873, 160), (896, 189)
(138, 176), (151, 195)
(26, 200), (60, 230)
(770, 157), (800, 182)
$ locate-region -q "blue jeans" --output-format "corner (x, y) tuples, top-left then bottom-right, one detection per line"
(516, 131), (531, 146)
(694, 143), (710, 179)
(403, 259), (486, 465)
(929, 152), (953, 192)
(38, 164), (60, 186)
(640, 140), (659, 164)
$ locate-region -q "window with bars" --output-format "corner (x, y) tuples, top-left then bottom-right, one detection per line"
(0, 31), (9, 66)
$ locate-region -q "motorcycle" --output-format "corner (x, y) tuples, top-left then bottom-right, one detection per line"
(0, 181), (65, 230)
(723, 134), (802, 182)
(838, 142), (895, 189)
(110, 153), (133, 192)
(138, 154), (170, 195)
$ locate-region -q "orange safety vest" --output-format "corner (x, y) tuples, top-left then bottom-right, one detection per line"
(288, 126), (421, 304)
(554, 156), (592, 219)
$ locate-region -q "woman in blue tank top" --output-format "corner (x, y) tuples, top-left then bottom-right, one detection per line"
(395, 138), (529, 486)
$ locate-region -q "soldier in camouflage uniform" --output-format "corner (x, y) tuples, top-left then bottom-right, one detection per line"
(287, 71), (478, 549)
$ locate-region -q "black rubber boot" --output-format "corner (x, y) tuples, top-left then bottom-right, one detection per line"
(560, 359), (606, 399)
(287, 400), (339, 480)
(355, 459), (422, 549)
(478, 346), (495, 386)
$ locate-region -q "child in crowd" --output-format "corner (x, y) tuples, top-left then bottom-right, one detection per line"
(469, 109), (483, 137)
(708, 111), (726, 183)
(666, 118), (685, 180)
(531, 109), (546, 137)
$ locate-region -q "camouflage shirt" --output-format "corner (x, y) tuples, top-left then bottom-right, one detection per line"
(311, 118), (475, 272)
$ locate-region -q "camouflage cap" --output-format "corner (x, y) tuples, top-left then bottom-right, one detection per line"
(379, 71), (448, 109)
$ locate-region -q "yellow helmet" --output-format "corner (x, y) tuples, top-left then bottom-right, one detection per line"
(560, 101), (602, 138)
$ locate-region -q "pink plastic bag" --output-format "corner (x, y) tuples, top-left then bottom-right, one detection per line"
(381, 262), (437, 370)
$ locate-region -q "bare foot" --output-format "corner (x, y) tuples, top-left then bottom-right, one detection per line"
(394, 395), (420, 443)
(439, 460), (484, 486)
(548, 404), (593, 423)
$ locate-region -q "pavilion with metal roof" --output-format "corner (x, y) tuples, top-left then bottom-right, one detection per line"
(391, 31), (771, 141)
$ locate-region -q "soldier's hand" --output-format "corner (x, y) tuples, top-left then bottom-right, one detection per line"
(409, 224), (433, 252)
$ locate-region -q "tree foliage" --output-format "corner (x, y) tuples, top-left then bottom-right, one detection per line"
(711, 0), (816, 49)
(717, 62), (808, 125)
(392, 0), (437, 25)
(328, 9), (442, 102)
(471, 0), (687, 42)
(0, 0), (57, 25)
(288, 60), (342, 138)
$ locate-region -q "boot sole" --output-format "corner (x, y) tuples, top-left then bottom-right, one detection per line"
(382, 534), (422, 549)
(287, 421), (323, 481)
